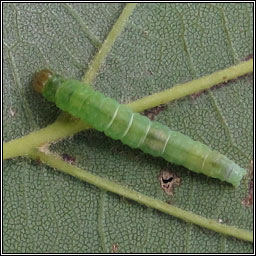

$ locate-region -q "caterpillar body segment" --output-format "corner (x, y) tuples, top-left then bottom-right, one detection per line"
(33, 70), (247, 187)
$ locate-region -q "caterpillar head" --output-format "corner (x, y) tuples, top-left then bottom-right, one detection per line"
(33, 69), (53, 94)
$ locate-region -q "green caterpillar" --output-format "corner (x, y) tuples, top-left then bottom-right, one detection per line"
(33, 69), (247, 187)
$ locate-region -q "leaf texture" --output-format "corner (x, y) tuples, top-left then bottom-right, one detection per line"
(3, 3), (253, 253)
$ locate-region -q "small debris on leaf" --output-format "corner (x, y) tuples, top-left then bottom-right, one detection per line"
(158, 170), (181, 196)
(111, 243), (118, 253)
(143, 105), (167, 120)
(62, 153), (76, 164)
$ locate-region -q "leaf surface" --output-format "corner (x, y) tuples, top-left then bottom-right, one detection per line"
(3, 3), (253, 253)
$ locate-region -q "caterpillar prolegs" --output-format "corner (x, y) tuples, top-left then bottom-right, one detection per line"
(33, 69), (247, 187)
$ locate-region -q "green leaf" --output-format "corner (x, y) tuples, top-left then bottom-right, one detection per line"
(3, 3), (253, 253)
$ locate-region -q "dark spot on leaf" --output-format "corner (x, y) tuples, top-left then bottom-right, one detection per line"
(143, 105), (167, 120)
(62, 153), (76, 164)
(162, 175), (174, 183)
(32, 157), (41, 165)
(158, 169), (181, 196)
(147, 69), (153, 75)
(143, 30), (149, 36)
(190, 90), (206, 99)
(191, 91), (204, 99)
(244, 54), (253, 61)
(111, 243), (118, 253)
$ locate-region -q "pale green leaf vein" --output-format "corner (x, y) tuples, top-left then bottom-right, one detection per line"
(82, 3), (137, 84)
(63, 3), (102, 48)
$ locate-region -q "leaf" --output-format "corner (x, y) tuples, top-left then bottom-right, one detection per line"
(3, 3), (253, 253)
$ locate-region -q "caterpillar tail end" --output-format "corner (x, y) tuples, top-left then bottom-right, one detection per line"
(226, 164), (247, 188)
(32, 69), (53, 94)
(233, 169), (247, 188)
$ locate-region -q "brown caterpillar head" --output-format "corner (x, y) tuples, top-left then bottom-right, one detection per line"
(32, 69), (53, 94)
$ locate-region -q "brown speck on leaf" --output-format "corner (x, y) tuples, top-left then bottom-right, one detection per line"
(143, 105), (167, 120)
(147, 69), (153, 75)
(242, 160), (253, 207)
(158, 170), (181, 196)
(32, 69), (53, 94)
(62, 153), (76, 164)
(143, 30), (149, 36)
(111, 243), (118, 253)
(31, 157), (41, 166)
(190, 90), (205, 99)
(244, 54), (253, 61)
